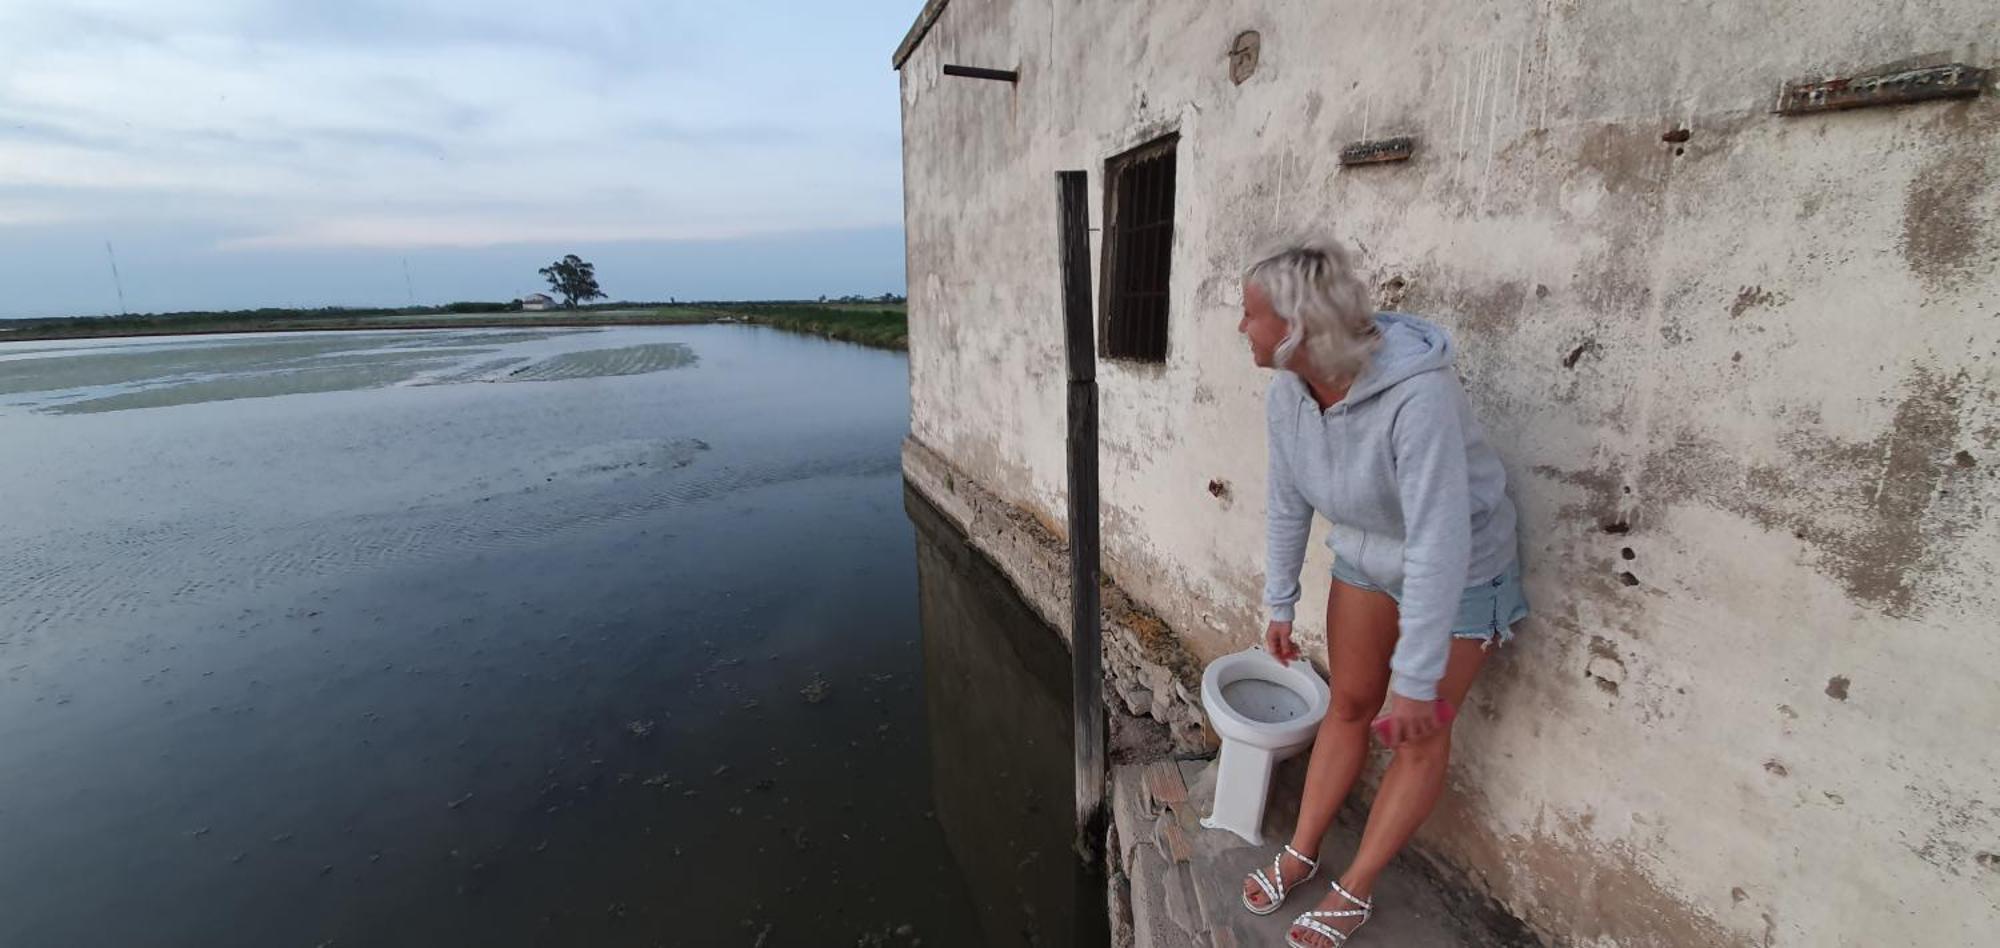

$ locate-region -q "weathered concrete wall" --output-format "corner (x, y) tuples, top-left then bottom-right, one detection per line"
(898, 1), (2000, 945)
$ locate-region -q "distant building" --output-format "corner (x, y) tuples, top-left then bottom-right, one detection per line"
(518, 293), (554, 311)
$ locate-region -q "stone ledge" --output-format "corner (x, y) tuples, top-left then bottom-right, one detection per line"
(1111, 756), (1516, 948)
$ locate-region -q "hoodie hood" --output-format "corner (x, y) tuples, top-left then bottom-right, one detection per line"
(1344, 312), (1455, 406)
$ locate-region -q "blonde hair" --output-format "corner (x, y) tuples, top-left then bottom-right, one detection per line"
(1244, 241), (1380, 380)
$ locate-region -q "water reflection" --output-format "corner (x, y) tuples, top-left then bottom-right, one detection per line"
(909, 486), (1108, 948)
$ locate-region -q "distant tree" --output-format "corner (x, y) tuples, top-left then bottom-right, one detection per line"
(537, 254), (605, 308)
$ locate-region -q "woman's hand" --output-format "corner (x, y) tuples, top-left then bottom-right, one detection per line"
(1264, 620), (1301, 665)
(1380, 694), (1442, 746)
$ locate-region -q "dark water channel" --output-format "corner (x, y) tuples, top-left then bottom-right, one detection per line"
(0, 326), (1101, 947)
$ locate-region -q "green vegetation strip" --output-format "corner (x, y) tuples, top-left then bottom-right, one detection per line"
(0, 303), (908, 351)
(690, 304), (908, 350)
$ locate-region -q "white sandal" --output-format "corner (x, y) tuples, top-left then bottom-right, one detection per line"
(1242, 844), (1319, 916)
(1286, 879), (1373, 946)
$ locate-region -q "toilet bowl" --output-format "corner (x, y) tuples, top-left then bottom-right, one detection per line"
(1198, 648), (1330, 844)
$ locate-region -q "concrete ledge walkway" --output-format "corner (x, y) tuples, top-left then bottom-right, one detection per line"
(1111, 756), (1512, 947)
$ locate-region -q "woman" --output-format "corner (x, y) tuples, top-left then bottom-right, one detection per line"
(1232, 243), (1526, 947)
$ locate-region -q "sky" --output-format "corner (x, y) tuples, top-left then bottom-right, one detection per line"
(0, 0), (914, 318)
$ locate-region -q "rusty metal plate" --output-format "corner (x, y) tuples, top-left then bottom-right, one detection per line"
(1229, 31), (1261, 85)
(1776, 63), (1987, 115)
(1339, 136), (1416, 166)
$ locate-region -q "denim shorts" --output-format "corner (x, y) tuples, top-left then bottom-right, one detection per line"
(1331, 558), (1530, 647)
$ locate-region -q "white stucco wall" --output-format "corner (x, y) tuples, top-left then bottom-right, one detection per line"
(898, 1), (2000, 944)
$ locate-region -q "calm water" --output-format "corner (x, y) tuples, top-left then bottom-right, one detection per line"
(0, 326), (1096, 947)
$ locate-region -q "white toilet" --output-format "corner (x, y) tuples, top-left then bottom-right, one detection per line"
(1198, 648), (1331, 844)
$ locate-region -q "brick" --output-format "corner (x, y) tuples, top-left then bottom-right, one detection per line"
(1176, 757), (1208, 791)
(1161, 860), (1203, 937)
(1156, 813), (1195, 863)
(1119, 681), (1155, 717)
(1144, 760), (1189, 807)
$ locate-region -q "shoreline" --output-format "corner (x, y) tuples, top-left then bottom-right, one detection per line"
(0, 307), (909, 352)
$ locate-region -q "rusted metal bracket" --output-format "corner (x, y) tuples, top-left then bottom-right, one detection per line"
(1775, 63), (1987, 115)
(1339, 136), (1416, 166)
(1228, 30), (1261, 85)
(942, 64), (1018, 83)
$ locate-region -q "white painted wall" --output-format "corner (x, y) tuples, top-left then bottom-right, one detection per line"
(899, 1), (2000, 944)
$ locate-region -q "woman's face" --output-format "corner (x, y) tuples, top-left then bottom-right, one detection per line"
(1239, 282), (1289, 369)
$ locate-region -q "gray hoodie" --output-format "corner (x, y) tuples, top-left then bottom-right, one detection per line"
(1264, 312), (1518, 701)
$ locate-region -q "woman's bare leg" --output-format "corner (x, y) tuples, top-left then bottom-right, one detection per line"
(1242, 580), (1398, 911)
(1287, 636), (1492, 945)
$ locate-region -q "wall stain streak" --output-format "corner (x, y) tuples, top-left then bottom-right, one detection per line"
(1901, 119), (1997, 292)
(1648, 367), (1977, 617)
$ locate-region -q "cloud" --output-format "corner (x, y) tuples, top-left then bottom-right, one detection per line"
(0, 0), (911, 263)
(0, 202), (71, 227)
(213, 215), (785, 251)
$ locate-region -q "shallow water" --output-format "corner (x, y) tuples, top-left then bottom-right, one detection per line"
(0, 327), (1096, 946)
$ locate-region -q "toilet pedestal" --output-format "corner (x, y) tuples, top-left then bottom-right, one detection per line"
(1200, 739), (1285, 844)
(1196, 648), (1329, 847)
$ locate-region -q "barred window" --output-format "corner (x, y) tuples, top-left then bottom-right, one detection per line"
(1101, 134), (1178, 362)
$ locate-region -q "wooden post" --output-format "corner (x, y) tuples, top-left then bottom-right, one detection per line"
(1057, 170), (1105, 860)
